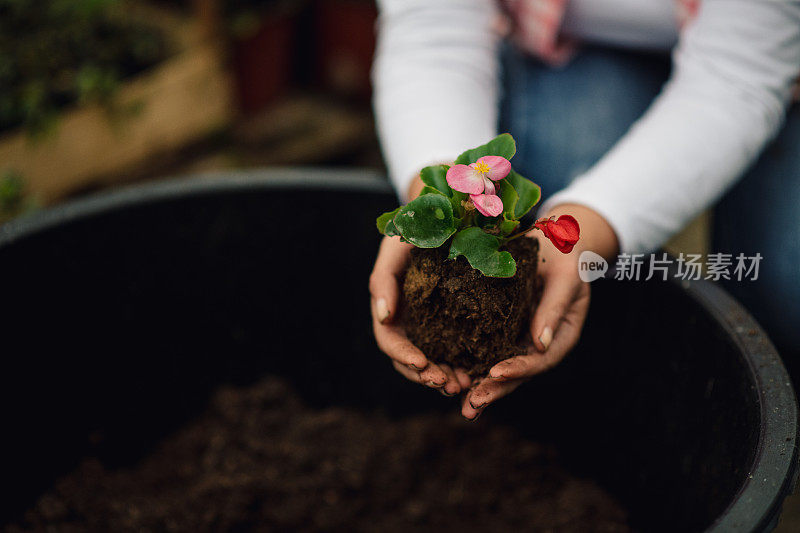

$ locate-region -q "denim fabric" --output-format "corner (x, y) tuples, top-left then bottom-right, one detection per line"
(714, 107), (800, 354)
(499, 43), (800, 355)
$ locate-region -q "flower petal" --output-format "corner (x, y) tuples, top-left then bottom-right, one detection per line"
(534, 215), (580, 254)
(548, 215), (580, 242)
(446, 164), (485, 194)
(483, 176), (496, 196)
(534, 218), (553, 239)
(554, 239), (576, 254)
(477, 156), (511, 181)
(471, 193), (504, 217)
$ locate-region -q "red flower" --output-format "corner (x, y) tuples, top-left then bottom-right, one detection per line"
(534, 215), (580, 254)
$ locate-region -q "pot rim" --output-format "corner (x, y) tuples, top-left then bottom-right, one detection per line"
(681, 274), (799, 532)
(0, 168), (391, 248)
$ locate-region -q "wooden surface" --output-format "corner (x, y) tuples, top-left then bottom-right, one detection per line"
(0, 5), (233, 204)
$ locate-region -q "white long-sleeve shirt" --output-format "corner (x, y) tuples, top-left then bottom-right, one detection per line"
(372, 0), (800, 254)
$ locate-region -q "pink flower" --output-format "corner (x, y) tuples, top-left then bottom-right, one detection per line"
(445, 156), (511, 217)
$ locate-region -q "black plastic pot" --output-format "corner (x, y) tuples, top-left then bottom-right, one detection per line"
(0, 170), (797, 531)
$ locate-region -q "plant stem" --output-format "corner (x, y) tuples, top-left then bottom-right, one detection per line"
(501, 228), (537, 245)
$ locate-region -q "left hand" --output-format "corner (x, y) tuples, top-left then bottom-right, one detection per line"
(460, 204), (618, 420)
(370, 173), (470, 397)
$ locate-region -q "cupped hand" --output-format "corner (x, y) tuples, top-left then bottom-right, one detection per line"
(461, 204), (619, 420)
(370, 182), (618, 416)
(370, 174), (471, 396)
(460, 232), (590, 419)
(370, 235), (472, 396)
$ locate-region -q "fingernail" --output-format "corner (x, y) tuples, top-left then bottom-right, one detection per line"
(426, 380), (443, 389)
(409, 362), (425, 371)
(440, 389), (456, 397)
(377, 298), (390, 323)
(539, 326), (553, 351)
(467, 409), (484, 422)
(489, 368), (503, 380)
(469, 398), (486, 410)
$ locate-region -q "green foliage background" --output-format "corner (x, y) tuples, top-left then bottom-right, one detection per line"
(0, 0), (167, 136)
(0, 170), (36, 224)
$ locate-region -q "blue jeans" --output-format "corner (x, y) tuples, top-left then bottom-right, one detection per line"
(499, 44), (800, 356)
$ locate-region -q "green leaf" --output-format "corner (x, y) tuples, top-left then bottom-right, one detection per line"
(394, 194), (457, 248)
(499, 218), (519, 235)
(448, 227), (517, 277)
(454, 133), (516, 165)
(499, 179), (519, 219)
(420, 165), (465, 218)
(376, 207), (401, 235)
(449, 190), (467, 219)
(420, 165), (451, 196)
(506, 170), (541, 219)
(384, 218), (400, 237)
(498, 180), (521, 235)
(420, 185), (447, 197)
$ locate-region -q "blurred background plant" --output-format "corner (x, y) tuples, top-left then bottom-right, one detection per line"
(150, 0), (303, 38)
(223, 0), (299, 39)
(0, 0), (167, 137)
(0, 0), (381, 206)
(0, 169), (37, 224)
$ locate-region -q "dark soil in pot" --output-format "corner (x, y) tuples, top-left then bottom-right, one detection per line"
(8, 375), (630, 532)
(403, 238), (540, 377)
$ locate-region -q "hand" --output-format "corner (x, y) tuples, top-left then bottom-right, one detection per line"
(370, 235), (472, 396)
(369, 175), (469, 396)
(461, 204), (619, 420)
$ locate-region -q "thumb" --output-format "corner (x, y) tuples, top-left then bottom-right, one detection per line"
(531, 273), (576, 352)
(369, 237), (412, 324)
(370, 268), (400, 324)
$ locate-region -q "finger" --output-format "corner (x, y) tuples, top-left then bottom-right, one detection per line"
(392, 361), (447, 392)
(369, 237), (413, 325)
(392, 361), (423, 383)
(534, 283), (590, 364)
(369, 271), (398, 325)
(468, 377), (525, 409)
(418, 362), (447, 388)
(489, 290), (590, 381)
(438, 364), (461, 396)
(374, 235), (414, 275)
(370, 292), (394, 325)
(461, 393), (485, 421)
(487, 354), (556, 381)
(487, 358), (519, 380)
(454, 368), (472, 390)
(372, 321), (428, 371)
(531, 273), (581, 351)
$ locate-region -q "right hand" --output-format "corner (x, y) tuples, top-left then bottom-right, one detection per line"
(369, 235), (472, 396)
(460, 203), (619, 419)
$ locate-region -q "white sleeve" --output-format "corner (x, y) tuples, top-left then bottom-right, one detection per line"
(542, 0), (800, 254)
(372, 0), (501, 200)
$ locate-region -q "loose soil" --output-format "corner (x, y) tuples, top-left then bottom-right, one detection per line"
(9, 375), (630, 533)
(403, 237), (540, 377)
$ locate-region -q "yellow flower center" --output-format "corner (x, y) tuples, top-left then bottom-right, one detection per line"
(474, 161), (491, 174)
